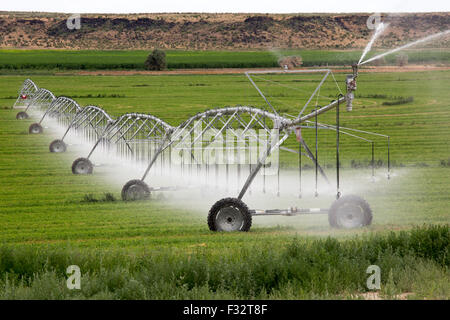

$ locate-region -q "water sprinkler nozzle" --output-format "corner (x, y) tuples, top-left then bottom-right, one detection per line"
(345, 64), (358, 112)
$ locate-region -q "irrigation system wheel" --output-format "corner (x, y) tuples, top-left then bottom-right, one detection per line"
(328, 195), (372, 229)
(208, 197), (252, 232)
(72, 157), (93, 175)
(121, 179), (151, 201)
(16, 111), (29, 120)
(29, 123), (43, 134)
(49, 139), (67, 153)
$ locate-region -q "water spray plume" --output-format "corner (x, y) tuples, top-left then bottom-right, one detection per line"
(360, 29), (450, 65)
(358, 22), (389, 65)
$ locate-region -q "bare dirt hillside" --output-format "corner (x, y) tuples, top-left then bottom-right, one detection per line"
(0, 12), (448, 50)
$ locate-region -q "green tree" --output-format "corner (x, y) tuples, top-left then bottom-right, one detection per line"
(145, 49), (167, 71)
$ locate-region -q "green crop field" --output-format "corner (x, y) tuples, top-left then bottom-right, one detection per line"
(0, 69), (448, 299)
(0, 49), (449, 70)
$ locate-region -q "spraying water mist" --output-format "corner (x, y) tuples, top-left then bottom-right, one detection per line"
(358, 22), (389, 65)
(360, 29), (450, 65)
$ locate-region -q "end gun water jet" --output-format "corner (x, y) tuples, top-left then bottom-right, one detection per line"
(360, 30), (450, 65)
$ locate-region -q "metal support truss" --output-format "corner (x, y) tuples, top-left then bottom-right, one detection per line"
(38, 96), (82, 127)
(13, 79), (38, 109)
(84, 113), (174, 163)
(24, 88), (56, 114)
(60, 105), (114, 143)
(140, 106), (283, 182)
(132, 97), (360, 195)
(238, 131), (290, 200)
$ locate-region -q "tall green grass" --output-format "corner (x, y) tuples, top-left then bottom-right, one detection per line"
(0, 225), (448, 299)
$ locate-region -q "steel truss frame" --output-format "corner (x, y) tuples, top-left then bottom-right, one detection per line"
(84, 113), (175, 165)
(55, 105), (114, 151)
(16, 64), (392, 231)
(112, 69), (389, 210)
(135, 99), (350, 196)
(24, 88), (56, 114)
(13, 79), (38, 109)
(38, 97), (82, 127)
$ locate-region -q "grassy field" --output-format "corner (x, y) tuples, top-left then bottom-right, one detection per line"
(0, 70), (448, 299)
(0, 49), (449, 70)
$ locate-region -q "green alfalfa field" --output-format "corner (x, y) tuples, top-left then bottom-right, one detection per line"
(0, 69), (448, 299)
(0, 49), (448, 70)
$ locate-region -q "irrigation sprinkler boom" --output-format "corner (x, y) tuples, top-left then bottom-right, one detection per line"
(206, 65), (384, 231)
(16, 88), (56, 121)
(50, 105), (113, 153)
(65, 64), (386, 231)
(16, 62), (390, 232)
(113, 64), (387, 229)
(71, 112), (174, 179)
(116, 66), (361, 202)
(28, 96), (82, 135)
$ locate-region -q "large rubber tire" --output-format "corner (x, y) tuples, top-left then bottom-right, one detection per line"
(121, 179), (151, 201)
(72, 157), (93, 175)
(208, 197), (252, 232)
(49, 139), (67, 153)
(29, 123), (43, 134)
(328, 195), (372, 229)
(16, 111), (29, 120)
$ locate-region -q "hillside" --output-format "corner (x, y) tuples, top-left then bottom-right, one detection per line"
(0, 12), (449, 50)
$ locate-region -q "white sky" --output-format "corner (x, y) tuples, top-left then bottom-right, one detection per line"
(1, 0), (449, 14)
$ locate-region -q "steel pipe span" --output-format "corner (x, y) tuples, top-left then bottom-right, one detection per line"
(78, 105), (114, 123)
(25, 88), (56, 112)
(28, 96), (83, 135)
(112, 112), (175, 132)
(174, 98), (348, 134)
(177, 106), (284, 128)
(71, 110), (176, 175)
(45, 97), (82, 120)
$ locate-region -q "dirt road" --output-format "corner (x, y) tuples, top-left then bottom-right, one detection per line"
(72, 65), (450, 76)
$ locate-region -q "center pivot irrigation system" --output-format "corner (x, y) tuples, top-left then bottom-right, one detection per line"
(14, 64), (391, 232)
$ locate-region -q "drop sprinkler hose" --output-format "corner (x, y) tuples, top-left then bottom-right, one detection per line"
(338, 64), (358, 197)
